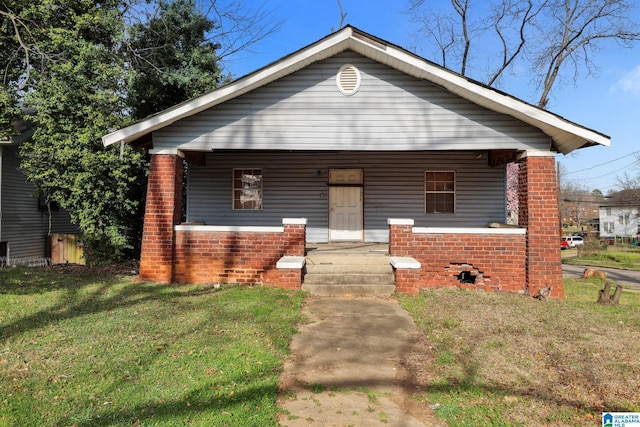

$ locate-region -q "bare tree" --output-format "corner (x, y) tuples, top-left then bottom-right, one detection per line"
(331, 0), (348, 32)
(198, 0), (283, 60)
(616, 172), (640, 191)
(0, 0), (282, 87)
(408, 0), (473, 75)
(406, 0), (640, 108)
(486, 0), (547, 86)
(561, 180), (598, 227)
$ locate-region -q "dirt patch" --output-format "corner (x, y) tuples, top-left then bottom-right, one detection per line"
(277, 296), (445, 426)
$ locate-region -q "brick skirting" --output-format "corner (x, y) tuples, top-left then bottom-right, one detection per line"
(172, 223), (306, 286)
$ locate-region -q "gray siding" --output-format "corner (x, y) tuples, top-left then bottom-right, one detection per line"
(187, 151), (506, 243)
(154, 51), (551, 151)
(1, 145), (78, 258)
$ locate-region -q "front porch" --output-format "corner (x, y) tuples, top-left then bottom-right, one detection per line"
(163, 219), (547, 296)
(138, 154), (564, 298)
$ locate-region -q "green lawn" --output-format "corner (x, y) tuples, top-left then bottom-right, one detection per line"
(3, 265), (639, 427)
(0, 266), (304, 426)
(399, 279), (640, 427)
(563, 246), (640, 270)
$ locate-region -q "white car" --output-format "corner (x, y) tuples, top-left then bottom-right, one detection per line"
(561, 236), (584, 249)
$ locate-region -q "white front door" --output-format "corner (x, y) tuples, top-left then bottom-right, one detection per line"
(329, 169), (363, 242)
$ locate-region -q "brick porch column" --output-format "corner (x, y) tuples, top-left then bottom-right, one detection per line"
(283, 218), (306, 256)
(388, 219), (414, 256)
(518, 154), (563, 298)
(139, 151), (184, 283)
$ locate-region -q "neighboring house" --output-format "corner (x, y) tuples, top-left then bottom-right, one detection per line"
(599, 204), (639, 240)
(102, 26), (610, 298)
(0, 120), (79, 264)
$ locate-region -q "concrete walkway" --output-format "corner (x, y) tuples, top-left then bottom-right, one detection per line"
(562, 263), (640, 290)
(277, 296), (444, 427)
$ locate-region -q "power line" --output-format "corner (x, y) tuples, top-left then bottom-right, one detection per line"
(564, 150), (640, 175)
(584, 159), (640, 180)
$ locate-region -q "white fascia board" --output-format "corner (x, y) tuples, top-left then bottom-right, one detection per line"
(102, 28), (354, 147)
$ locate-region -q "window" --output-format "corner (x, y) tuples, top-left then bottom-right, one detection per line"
(619, 215), (630, 225)
(425, 171), (455, 213)
(233, 169), (262, 210)
(606, 207), (612, 216)
(604, 222), (614, 233)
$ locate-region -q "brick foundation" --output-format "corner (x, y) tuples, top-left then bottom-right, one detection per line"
(394, 269), (420, 295)
(173, 221), (306, 286)
(174, 230), (283, 284)
(389, 220), (527, 295)
(412, 232), (526, 292)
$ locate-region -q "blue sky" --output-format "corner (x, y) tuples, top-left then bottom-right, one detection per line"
(222, 0), (640, 194)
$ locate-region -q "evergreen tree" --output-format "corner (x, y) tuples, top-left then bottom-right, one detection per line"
(126, 0), (228, 120)
(0, 0), (261, 263)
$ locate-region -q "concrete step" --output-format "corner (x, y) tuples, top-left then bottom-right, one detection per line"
(302, 253), (395, 296)
(303, 272), (394, 285)
(301, 283), (396, 297)
(305, 254), (390, 266)
(305, 263), (392, 274)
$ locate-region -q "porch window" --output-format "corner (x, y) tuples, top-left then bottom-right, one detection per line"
(425, 171), (455, 214)
(233, 169), (262, 210)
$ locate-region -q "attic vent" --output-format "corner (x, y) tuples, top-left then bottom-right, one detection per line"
(337, 64), (361, 96)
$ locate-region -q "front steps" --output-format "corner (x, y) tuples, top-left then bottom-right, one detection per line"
(302, 249), (395, 296)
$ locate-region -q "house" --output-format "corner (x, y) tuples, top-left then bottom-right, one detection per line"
(1, 119), (80, 265)
(102, 26), (610, 298)
(599, 201), (639, 241)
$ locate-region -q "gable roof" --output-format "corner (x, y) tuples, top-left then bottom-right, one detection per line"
(102, 26), (610, 155)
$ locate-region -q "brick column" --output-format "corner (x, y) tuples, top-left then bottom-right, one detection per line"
(283, 218), (306, 256)
(388, 219), (414, 256)
(518, 155), (563, 298)
(139, 153), (184, 283)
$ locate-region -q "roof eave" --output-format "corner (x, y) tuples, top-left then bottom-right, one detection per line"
(102, 26), (611, 154)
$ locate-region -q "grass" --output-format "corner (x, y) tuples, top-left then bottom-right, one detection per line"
(563, 245), (640, 270)
(4, 264), (640, 427)
(399, 279), (640, 427)
(0, 265), (304, 426)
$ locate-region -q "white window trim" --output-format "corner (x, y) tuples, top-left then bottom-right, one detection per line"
(232, 168), (263, 211)
(425, 170), (456, 214)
